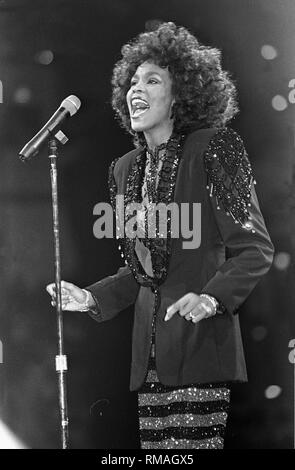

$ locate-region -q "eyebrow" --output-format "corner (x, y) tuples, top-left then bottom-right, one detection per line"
(131, 70), (162, 80)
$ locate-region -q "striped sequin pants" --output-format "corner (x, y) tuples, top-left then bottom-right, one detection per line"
(138, 316), (230, 449)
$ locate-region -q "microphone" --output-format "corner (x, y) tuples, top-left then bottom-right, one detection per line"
(19, 95), (81, 162)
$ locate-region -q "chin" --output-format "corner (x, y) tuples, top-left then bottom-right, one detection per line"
(131, 122), (147, 133)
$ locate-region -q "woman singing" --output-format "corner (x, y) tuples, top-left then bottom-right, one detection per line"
(47, 22), (274, 449)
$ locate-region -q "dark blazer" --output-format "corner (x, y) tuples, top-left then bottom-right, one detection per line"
(87, 127), (274, 392)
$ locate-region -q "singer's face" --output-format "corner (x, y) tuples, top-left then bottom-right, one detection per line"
(126, 61), (174, 134)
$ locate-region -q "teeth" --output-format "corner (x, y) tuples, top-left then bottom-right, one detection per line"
(130, 97), (149, 118)
(131, 98), (149, 112)
(132, 98), (149, 107)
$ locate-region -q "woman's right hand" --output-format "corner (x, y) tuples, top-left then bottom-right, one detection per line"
(46, 280), (94, 311)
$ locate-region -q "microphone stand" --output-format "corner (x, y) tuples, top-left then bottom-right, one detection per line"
(48, 136), (69, 449)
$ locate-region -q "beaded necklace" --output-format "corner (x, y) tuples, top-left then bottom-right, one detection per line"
(137, 141), (170, 238)
(145, 142), (168, 204)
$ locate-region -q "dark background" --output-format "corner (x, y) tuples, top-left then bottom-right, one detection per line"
(0, 0), (294, 449)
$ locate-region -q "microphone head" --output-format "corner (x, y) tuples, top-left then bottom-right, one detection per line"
(61, 95), (81, 116)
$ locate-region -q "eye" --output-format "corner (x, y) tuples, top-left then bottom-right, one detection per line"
(148, 78), (158, 84)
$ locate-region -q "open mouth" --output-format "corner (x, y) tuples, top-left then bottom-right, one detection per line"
(131, 98), (150, 118)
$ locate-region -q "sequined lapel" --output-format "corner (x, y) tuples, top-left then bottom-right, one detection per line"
(122, 134), (184, 289)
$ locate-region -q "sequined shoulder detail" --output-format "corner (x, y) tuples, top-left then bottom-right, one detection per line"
(203, 127), (255, 229)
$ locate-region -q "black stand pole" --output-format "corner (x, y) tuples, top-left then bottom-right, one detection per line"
(48, 137), (69, 449)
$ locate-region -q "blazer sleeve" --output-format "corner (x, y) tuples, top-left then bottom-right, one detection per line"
(200, 127), (275, 315)
(86, 264), (139, 323)
(86, 157), (140, 323)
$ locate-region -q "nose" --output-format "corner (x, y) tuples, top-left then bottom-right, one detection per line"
(131, 79), (145, 94)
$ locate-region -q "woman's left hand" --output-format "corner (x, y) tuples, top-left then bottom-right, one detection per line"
(164, 293), (215, 324)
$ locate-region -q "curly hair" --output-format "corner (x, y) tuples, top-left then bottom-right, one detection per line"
(111, 21), (239, 143)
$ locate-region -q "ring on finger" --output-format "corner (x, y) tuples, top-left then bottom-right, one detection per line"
(189, 311), (196, 320)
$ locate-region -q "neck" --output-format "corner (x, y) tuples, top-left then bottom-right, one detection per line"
(143, 123), (174, 150)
